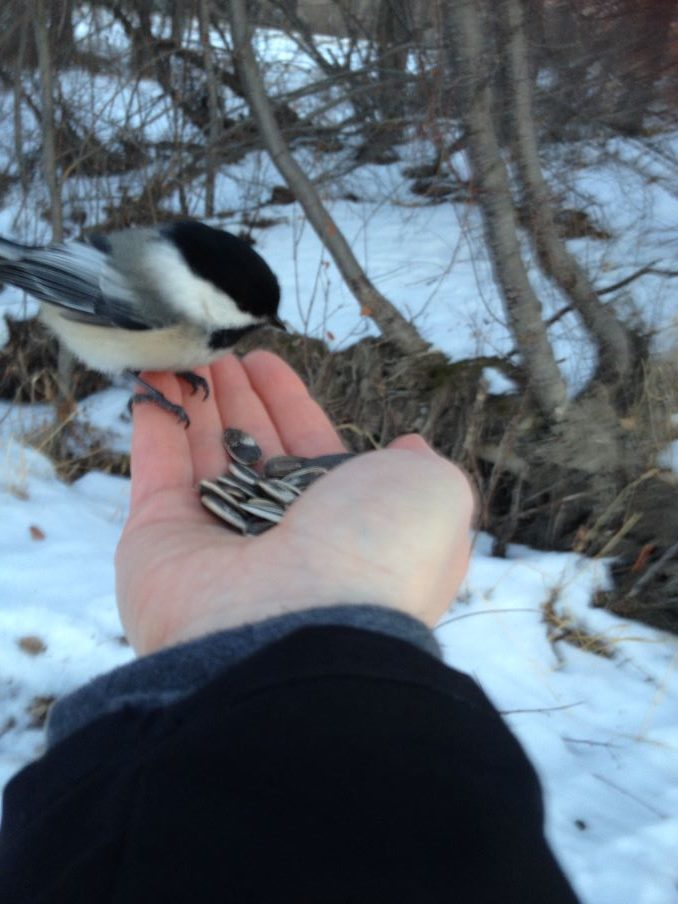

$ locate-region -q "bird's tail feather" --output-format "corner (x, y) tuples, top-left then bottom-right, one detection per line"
(0, 236), (35, 262)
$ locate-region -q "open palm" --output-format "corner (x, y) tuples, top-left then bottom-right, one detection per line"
(115, 352), (474, 655)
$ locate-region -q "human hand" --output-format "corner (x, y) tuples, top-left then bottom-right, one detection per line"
(115, 352), (475, 655)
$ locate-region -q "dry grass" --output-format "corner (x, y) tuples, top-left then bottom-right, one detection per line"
(542, 590), (617, 660)
(0, 315), (108, 404)
(25, 418), (129, 483)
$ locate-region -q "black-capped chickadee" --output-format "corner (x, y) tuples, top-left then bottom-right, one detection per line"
(0, 220), (284, 425)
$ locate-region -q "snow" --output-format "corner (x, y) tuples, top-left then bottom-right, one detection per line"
(2, 18), (678, 904)
(1, 419), (676, 902)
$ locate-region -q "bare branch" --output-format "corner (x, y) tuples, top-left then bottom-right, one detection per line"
(444, 0), (568, 418)
(228, 0), (428, 355)
(498, 0), (636, 388)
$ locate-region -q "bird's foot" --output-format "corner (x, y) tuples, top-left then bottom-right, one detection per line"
(127, 392), (190, 428)
(177, 371), (210, 400)
(127, 371), (191, 427)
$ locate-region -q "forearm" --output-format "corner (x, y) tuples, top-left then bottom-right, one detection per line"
(2, 624), (579, 902)
(47, 603), (441, 747)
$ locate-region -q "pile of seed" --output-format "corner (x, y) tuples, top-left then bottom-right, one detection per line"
(199, 427), (354, 536)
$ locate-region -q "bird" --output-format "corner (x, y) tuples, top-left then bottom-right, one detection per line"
(0, 220), (284, 425)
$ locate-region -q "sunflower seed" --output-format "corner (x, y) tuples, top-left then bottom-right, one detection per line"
(245, 520), (276, 536)
(215, 475), (256, 499)
(200, 428), (359, 535)
(263, 455), (308, 478)
(263, 452), (355, 479)
(306, 453), (356, 471)
(199, 479), (246, 506)
(200, 493), (249, 533)
(257, 478), (301, 505)
(228, 461), (259, 485)
(223, 428), (262, 466)
(243, 496), (285, 511)
(282, 466), (329, 490)
(238, 500), (285, 523)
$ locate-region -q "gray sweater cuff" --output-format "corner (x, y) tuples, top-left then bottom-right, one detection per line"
(47, 605), (441, 748)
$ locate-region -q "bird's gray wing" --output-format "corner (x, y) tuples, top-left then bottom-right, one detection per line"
(1, 237), (150, 331)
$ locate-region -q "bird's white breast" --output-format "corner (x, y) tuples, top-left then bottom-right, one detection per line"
(39, 307), (225, 373)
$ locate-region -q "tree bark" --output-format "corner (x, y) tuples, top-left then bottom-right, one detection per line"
(375, 0), (412, 124)
(498, 0), (635, 389)
(50, 0), (75, 65)
(34, 0), (62, 242)
(228, 0), (428, 355)
(35, 0), (74, 408)
(13, 9), (29, 194)
(199, 0), (221, 218)
(445, 0), (568, 418)
(604, 0), (678, 135)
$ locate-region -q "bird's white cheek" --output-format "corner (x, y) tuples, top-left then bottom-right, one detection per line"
(142, 242), (258, 329)
(39, 308), (218, 373)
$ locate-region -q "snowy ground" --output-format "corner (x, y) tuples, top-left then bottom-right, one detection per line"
(1, 398), (677, 903)
(1, 18), (678, 904)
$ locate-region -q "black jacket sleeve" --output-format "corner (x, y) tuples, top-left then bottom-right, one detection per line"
(0, 626), (579, 904)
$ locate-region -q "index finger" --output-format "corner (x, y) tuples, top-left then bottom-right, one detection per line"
(242, 351), (344, 456)
(129, 372), (193, 511)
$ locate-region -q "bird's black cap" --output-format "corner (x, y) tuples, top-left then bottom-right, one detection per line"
(160, 221), (281, 322)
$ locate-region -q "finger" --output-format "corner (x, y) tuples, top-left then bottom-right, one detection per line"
(179, 366), (229, 483)
(129, 372), (193, 511)
(210, 354), (286, 461)
(387, 433), (438, 456)
(243, 350), (344, 456)
(389, 434), (479, 525)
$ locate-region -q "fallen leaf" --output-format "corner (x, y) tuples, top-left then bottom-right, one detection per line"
(631, 543), (655, 573)
(18, 635), (47, 656)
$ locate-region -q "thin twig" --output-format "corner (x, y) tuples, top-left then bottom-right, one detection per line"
(597, 261), (659, 296)
(593, 773), (668, 819)
(628, 540), (678, 597)
(501, 701), (584, 715)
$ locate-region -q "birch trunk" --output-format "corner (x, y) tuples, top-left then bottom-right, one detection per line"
(199, 0), (221, 218)
(228, 0), (428, 355)
(34, 0), (73, 405)
(499, 0), (635, 387)
(446, 0), (568, 418)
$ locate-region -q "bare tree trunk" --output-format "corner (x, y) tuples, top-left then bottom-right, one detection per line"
(199, 0), (221, 218)
(13, 9), (29, 194)
(35, 0), (74, 409)
(171, 0), (189, 44)
(375, 0), (412, 125)
(445, 0), (568, 418)
(605, 0), (678, 135)
(50, 0), (75, 65)
(228, 0), (428, 355)
(498, 0), (636, 390)
(34, 0), (62, 242)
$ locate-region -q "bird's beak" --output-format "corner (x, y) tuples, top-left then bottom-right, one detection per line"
(269, 314), (287, 332)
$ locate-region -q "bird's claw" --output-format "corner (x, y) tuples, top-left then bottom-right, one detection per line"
(177, 371), (210, 400)
(128, 392), (191, 428)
